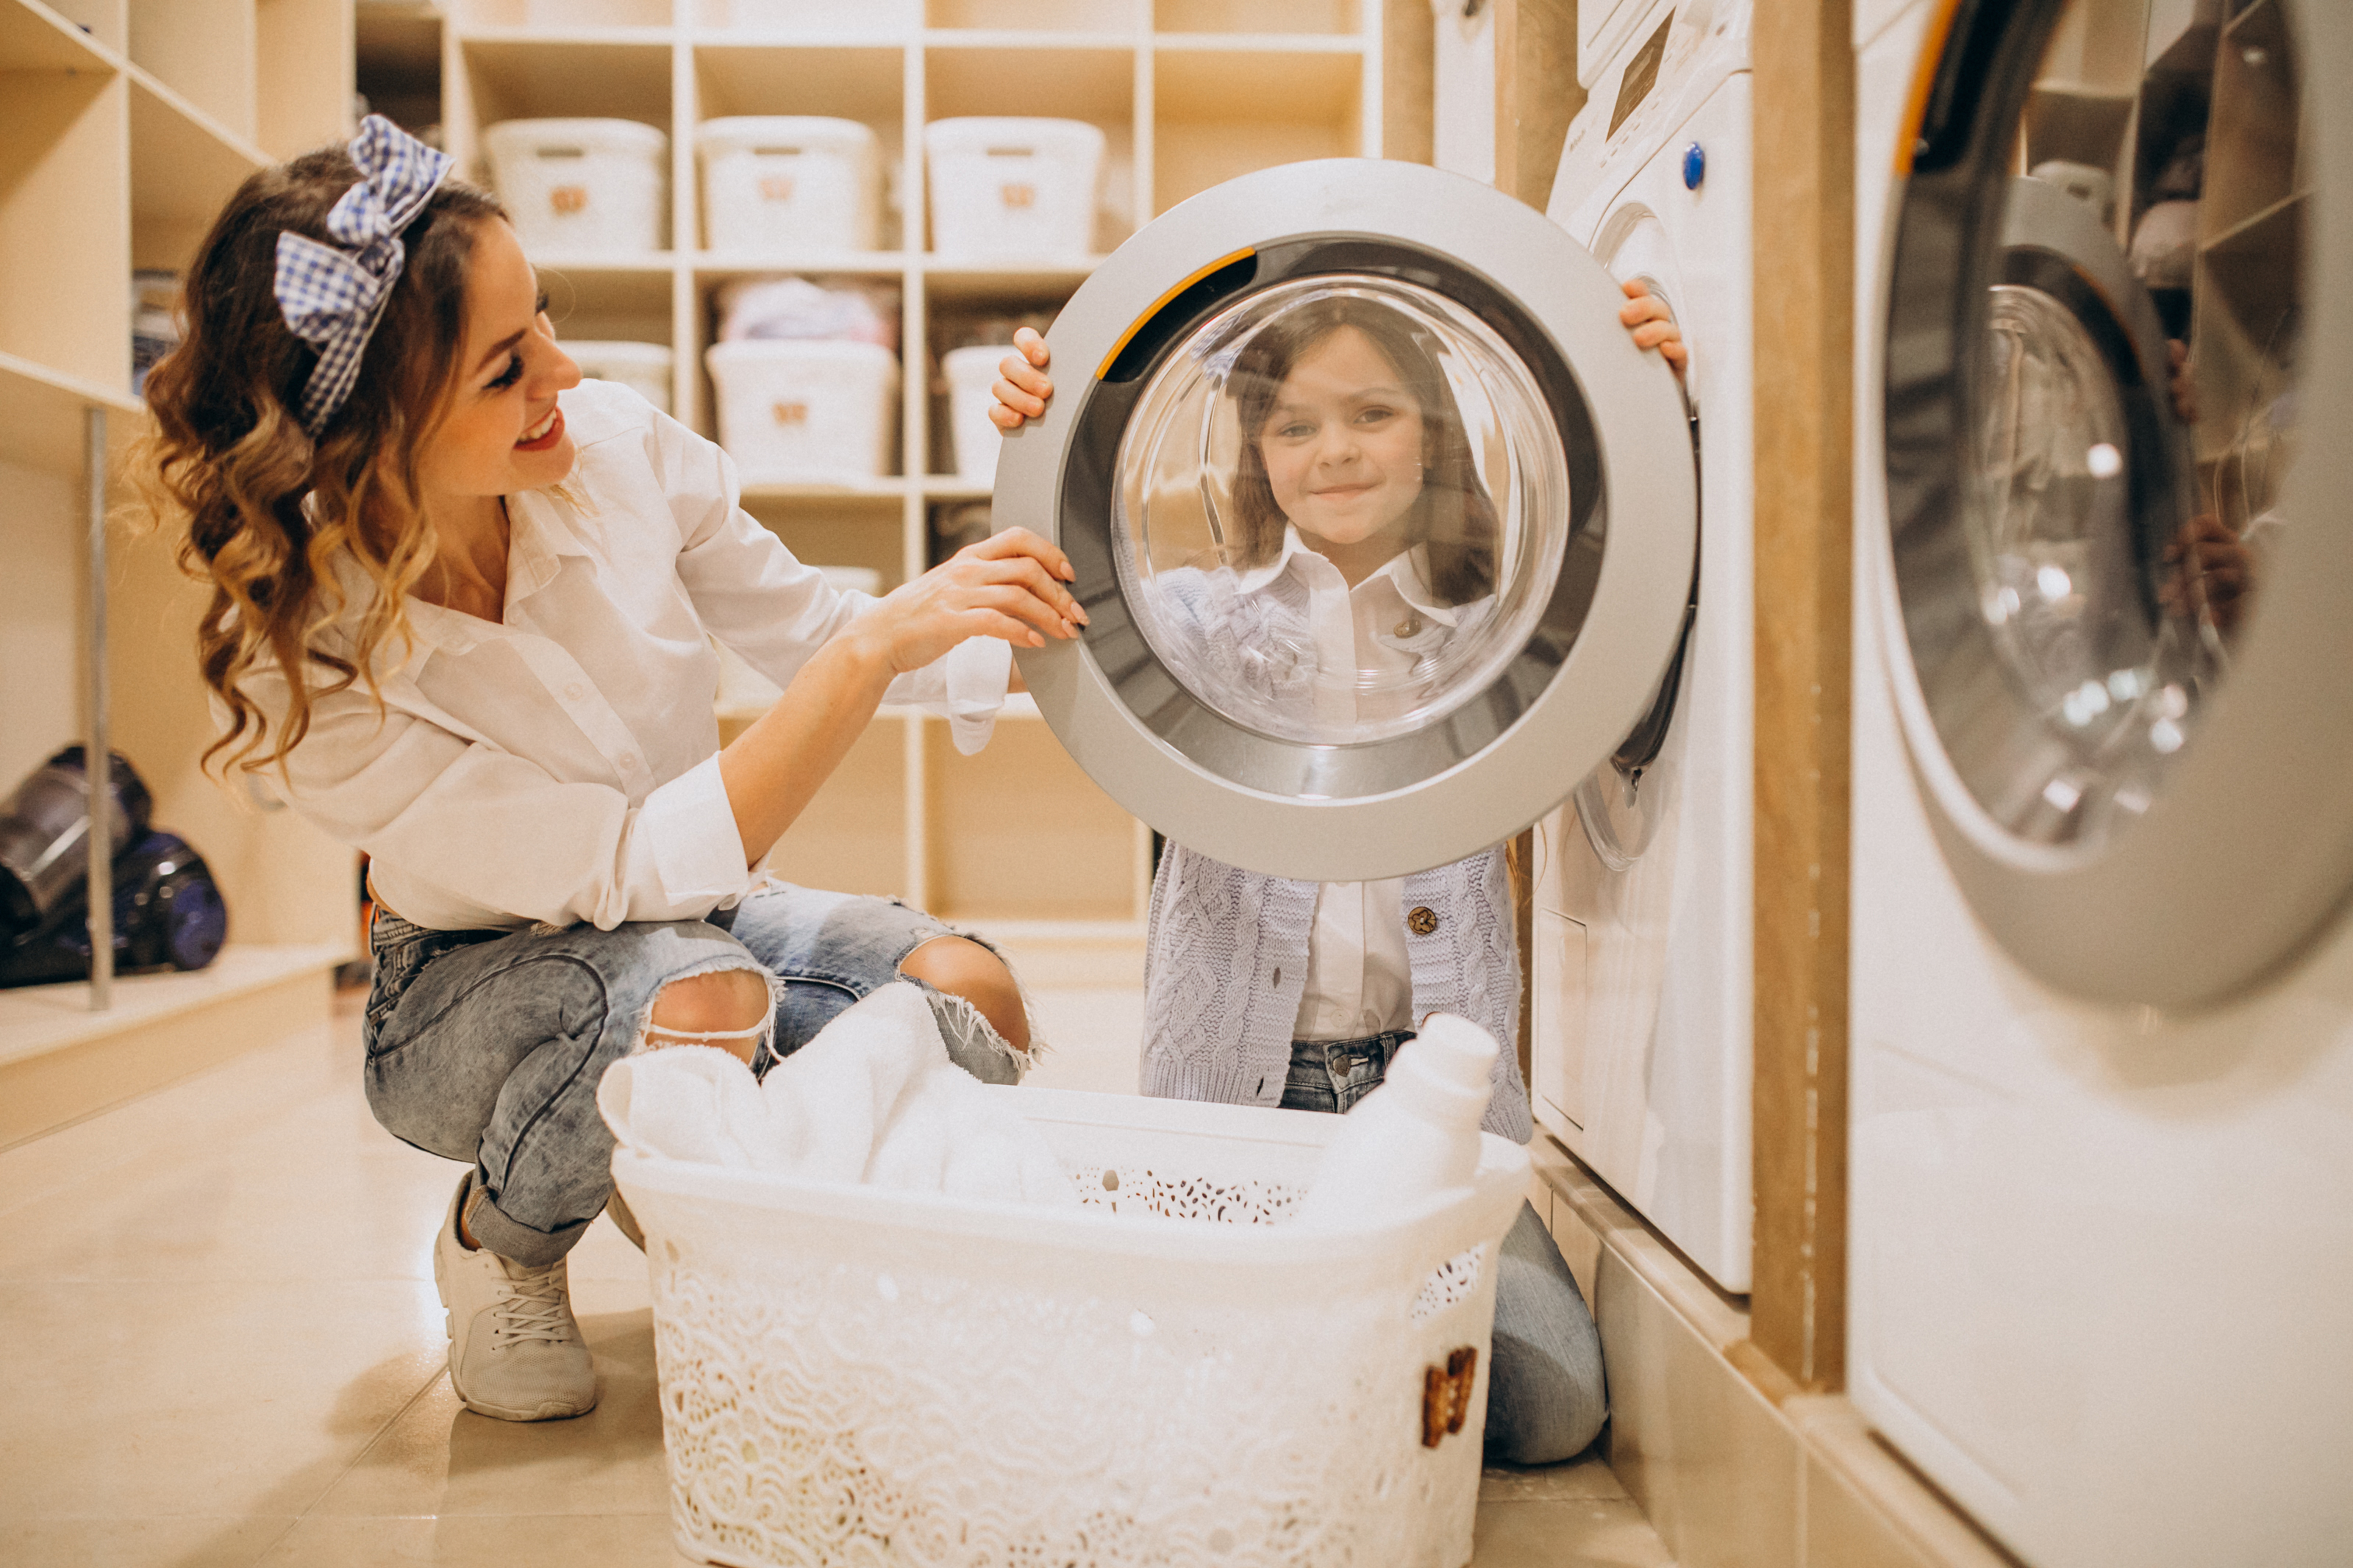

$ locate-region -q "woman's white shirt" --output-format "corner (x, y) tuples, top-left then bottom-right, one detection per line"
(1227, 529), (1465, 1042)
(246, 379), (1004, 933)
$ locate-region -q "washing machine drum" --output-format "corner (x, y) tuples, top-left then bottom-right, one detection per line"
(995, 160), (1697, 883)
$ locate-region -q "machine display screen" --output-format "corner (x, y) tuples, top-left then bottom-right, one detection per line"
(1610, 12), (1674, 138)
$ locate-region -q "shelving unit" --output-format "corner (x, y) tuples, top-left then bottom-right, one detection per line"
(0, 0), (354, 1142)
(399, 0), (1393, 941)
(2190, 0), (2304, 526)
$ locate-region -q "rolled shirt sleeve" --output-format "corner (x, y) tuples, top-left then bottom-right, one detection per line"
(659, 405), (1008, 737)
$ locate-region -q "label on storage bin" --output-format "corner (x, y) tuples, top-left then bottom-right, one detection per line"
(551, 185), (589, 215)
(760, 174), (796, 202)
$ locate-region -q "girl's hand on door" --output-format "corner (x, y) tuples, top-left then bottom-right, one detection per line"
(988, 327), (1054, 429)
(1618, 279), (1688, 378)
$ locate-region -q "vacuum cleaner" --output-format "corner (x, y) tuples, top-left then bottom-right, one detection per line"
(0, 747), (226, 987)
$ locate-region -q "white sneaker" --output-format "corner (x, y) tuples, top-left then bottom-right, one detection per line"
(432, 1174), (599, 1421)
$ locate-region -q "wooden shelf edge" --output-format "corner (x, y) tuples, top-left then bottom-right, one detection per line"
(124, 63), (271, 173)
(0, 0), (123, 74)
(2199, 186), (2307, 255)
(457, 24), (679, 48)
(0, 942), (349, 1073)
(920, 29), (1143, 51)
(687, 28), (915, 49)
(1150, 32), (1366, 53)
(737, 477), (912, 501)
(692, 249), (913, 275)
(0, 351), (143, 473)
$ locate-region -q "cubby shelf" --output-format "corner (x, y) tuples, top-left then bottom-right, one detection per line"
(399, 0), (1387, 934)
(1, 0), (354, 1120)
(0, 351), (142, 476)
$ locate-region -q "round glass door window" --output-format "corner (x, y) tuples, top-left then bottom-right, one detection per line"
(1109, 274), (1574, 750)
(1886, 0), (2302, 856)
(993, 158), (1697, 884)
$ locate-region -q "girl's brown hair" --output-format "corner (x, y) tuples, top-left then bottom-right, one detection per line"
(1224, 296), (1501, 606)
(135, 147), (506, 774)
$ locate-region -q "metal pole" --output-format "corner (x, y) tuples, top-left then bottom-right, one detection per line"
(85, 406), (112, 1012)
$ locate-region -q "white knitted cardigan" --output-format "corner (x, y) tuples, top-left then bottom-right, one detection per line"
(1140, 841), (1533, 1143)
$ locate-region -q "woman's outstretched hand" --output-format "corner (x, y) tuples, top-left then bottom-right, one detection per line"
(1618, 279), (1688, 378)
(988, 327), (1054, 430)
(847, 526), (1086, 675)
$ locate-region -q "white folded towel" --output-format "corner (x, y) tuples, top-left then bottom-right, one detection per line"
(597, 981), (1076, 1207)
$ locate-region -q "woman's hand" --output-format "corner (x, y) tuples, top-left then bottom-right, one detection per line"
(846, 526), (1087, 676)
(987, 327), (1054, 430)
(1619, 279), (1689, 379)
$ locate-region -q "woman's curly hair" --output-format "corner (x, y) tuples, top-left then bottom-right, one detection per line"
(134, 147), (506, 775)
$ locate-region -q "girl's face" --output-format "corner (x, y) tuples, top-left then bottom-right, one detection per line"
(416, 218), (582, 508)
(1257, 325), (1427, 557)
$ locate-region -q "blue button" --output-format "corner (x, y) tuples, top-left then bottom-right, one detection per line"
(1682, 142), (1706, 190)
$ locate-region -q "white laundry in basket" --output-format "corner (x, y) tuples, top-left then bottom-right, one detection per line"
(605, 1078), (1527, 1567)
(599, 982), (1071, 1205)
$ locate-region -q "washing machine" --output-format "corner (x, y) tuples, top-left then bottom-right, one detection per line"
(1529, 0), (1759, 1293)
(988, 156), (1697, 922)
(1852, 0), (2353, 1563)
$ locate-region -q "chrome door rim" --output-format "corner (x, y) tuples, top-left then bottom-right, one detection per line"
(995, 160), (1698, 884)
(1877, 0), (2353, 1007)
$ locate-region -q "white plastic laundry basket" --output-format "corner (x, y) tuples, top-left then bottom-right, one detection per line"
(705, 339), (899, 484)
(699, 117), (882, 254)
(563, 340), (674, 414)
(483, 118), (669, 256)
(607, 1086), (1528, 1568)
(925, 117), (1104, 259)
(940, 343), (1010, 485)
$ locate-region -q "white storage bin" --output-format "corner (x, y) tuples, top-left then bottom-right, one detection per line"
(563, 340), (674, 414)
(705, 339), (899, 484)
(940, 343), (1011, 486)
(607, 1084), (1527, 1568)
(699, 117), (882, 254)
(483, 118), (669, 256)
(925, 117), (1105, 259)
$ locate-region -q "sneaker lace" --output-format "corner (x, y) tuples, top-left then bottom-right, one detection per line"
(492, 1263), (576, 1349)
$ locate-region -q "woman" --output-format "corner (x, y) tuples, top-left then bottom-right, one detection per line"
(139, 118), (1087, 1422)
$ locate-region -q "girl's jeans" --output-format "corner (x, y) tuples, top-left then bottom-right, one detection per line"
(363, 882), (1025, 1267)
(1284, 1034), (1610, 1465)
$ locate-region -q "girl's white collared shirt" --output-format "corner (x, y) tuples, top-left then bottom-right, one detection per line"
(1230, 529), (1469, 1042)
(246, 379), (1004, 933)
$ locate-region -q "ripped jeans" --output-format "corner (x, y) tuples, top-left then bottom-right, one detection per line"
(362, 882), (1028, 1266)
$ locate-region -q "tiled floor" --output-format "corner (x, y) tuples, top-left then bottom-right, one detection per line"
(0, 987), (1674, 1567)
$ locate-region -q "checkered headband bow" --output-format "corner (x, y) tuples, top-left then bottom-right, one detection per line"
(274, 115), (454, 436)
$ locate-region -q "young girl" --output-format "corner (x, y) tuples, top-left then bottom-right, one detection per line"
(990, 279), (1685, 1464)
(139, 118), (1086, 1423)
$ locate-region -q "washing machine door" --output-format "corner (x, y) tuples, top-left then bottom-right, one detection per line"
(1879, 0), (2353, 1005)
(994, 160), (1699, 883)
